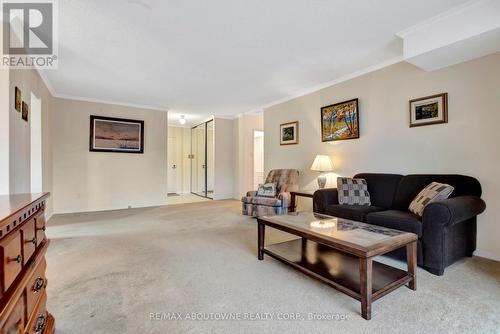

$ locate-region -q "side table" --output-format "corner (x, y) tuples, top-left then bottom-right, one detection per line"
(290, 190), (315, 212)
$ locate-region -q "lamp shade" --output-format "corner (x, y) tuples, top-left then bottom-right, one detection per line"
(310, 155), (333, 172)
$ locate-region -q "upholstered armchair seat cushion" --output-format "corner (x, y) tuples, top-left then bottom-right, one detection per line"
(241, 196), (282, 207)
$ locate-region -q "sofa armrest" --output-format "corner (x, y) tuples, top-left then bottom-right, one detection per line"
(313, 188), (339, 213)
(278, 192), (291, 208)
(246, 190), (258, 197)
(422, 196), (486, 228)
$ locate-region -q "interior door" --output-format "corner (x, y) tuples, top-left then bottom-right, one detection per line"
(196, 124), (206, 197)
(191, 123), (206, 196)
(167, 137), (178, 193)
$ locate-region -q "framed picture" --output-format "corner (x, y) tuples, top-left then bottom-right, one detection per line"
(280, 121), (299, 145)
(15, 87), (21, 112)
(21, 101), (28, 121)
(90, 115), (144, 153)
(321, 98), (359, 142)
(409, 93), (448, 127)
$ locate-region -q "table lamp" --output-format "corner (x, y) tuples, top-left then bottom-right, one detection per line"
(310, 155), (333, 188)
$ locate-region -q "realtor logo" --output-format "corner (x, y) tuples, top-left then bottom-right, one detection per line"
(1, 0), (58, 68)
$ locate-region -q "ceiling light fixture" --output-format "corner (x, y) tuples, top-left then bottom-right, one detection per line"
(179, 115), (186, 125)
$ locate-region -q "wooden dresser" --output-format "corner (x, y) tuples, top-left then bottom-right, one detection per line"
(0, 193), (55, 334)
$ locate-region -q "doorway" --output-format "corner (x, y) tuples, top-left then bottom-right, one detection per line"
(167, 136), (178, 194)
(253, 130), (264, 189)
(166, 125), (208, 205)
(30, 93), (42, 193)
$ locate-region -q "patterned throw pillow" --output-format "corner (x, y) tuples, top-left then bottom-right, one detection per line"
(256, 183), (277, 198)
(408, 182), (455, 216)
(337, 177), (371, 206)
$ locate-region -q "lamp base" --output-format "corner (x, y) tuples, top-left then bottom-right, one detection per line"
(317, 174), (327, 189)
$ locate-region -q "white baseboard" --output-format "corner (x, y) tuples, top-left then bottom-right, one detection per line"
(474, 249), (500, 262)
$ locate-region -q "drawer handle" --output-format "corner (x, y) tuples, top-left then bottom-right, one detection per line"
(33, 277), (45, 293)
(26, 237), (37, 245)
(35, 314), (46, 333)
(8, 255), (22, 263)
(36, 226), (46, 232)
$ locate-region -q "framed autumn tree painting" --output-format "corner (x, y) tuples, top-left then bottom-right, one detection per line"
(321, 98), (359, 142)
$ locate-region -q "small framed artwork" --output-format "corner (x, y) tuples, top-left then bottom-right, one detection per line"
(409, 93), (448, 127)
(321, 98), (359, 142)
(90, 115), (144, 153)
(15, 87), (21, 112)
(21, 101), (29, 121)
(280, 121), (299, 145)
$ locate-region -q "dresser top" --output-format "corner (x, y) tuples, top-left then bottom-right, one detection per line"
(0, 193), (49, 224)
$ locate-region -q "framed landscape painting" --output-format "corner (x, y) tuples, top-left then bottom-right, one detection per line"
(280, 121), (298, 145)
(321, 98), (359, 142)
(15, 87), (21, 112)
(90, 115), (144, 153)
(409, 93), (448, 127)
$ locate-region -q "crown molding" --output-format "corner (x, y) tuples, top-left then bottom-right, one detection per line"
(36, 56), (403, 117)
(36, 68), (57, 96)
(396, 0), (488, 38)
(167, 124), (190, 129)
(54, 93), (169, 112)
(255, 55), (404, 111)
(36, 69), (169, 112)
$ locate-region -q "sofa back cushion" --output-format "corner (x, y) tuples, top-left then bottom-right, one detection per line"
(337, 177), (371, 205)
(353, 173), (403, 209)
(393, 174), (482, 210)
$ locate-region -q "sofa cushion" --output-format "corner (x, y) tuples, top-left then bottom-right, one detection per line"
(324, 204), (384, 222)
(353, 173), (403, 209)
(337, 177), (371, 206)
(365, 210), (422, 237)
(393, 174), (482, 210)
(256, 183), (277, 197)
(408, 182), (454, 216)
(241, 196), (282, 207)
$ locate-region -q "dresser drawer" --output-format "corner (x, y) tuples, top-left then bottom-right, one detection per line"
(21, 220), (37, 265)
(0, 295), (25, 334)
(26, 292), (47, 334)
(34, 214), (46, 247)
(26, 260), (47, 320)
(1, 230), (23, 292)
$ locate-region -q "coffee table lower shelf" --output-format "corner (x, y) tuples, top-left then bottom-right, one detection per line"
(264, 239), (413, 304)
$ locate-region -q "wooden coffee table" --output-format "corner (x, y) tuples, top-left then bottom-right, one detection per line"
(257, 212), (417, 320)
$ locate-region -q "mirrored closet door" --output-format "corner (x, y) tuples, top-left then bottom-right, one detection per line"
(191, 119), (214, 199)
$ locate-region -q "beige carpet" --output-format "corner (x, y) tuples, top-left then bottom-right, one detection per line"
(46, 200), (500, 334)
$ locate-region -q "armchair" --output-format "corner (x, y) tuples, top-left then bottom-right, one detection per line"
(242, 169), (299, 217)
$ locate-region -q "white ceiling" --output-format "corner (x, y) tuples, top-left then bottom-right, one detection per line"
(42, 0), (471, 126)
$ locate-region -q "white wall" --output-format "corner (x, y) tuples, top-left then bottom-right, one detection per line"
(52, 98), (168, 213)
(213, 118), (234, 200)
(0, 68), (9, 194)
(233, 114), (264, 198)
(264, 53), (500, 260)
